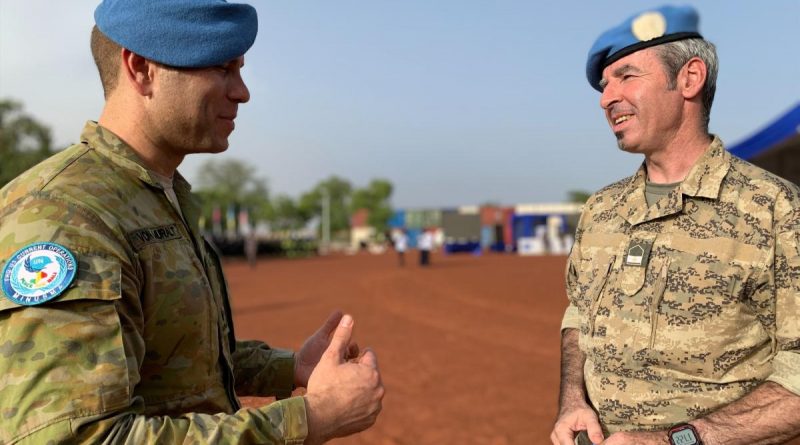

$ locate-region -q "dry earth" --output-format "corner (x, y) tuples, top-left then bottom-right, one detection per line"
(226, 251), (799, 445)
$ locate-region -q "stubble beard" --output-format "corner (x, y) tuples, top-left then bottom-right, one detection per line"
(614, 131), (627, 151)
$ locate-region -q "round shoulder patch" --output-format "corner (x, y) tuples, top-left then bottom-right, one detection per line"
(2, 242), (77, 306)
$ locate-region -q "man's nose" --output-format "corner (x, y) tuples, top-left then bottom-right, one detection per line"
(599, 81), (619, 110)
(229, 73), (250, 104)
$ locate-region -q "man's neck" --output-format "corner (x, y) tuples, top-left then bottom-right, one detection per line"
(98, 102), (183, 177)
(644, 130), (712, 184)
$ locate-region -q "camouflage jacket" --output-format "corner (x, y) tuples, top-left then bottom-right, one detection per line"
(561, 137), (800, 432)
(0, 122), (307, 444)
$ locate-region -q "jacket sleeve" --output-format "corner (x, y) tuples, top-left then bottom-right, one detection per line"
(2, 300), (308, 445)
(0, 196), (308, 444)
(233, 340), (296, 399)
(765, 191), (800, 396)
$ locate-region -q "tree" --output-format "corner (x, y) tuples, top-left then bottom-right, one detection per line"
(193, 158), (270, 227)
(351, 179), (393, 232)
(298, 176), (353, 239)
(266, 194), (309, 231)
(0, 99), (54, 188)
(567, 190), (592, 204)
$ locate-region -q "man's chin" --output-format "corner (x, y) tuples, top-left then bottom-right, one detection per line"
(614, 132), (628, 151)
(209, 140), (230, 153)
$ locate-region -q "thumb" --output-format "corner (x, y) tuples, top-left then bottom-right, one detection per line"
(586, 419), (604, 444)
(316, 310), (343, 339)
(358, 348), (379, 369)
(323, 314), (354, 362)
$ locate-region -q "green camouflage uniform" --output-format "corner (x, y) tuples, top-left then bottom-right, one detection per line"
(0, 122), (307, 444)
(561, 137), (800, 433)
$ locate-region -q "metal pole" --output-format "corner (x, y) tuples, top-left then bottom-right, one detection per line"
(321, 186), (330, 254)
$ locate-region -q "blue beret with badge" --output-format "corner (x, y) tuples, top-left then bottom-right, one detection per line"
(586, 5), (702, 91)
(94, 0), (258, 68)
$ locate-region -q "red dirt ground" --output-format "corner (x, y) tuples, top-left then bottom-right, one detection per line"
(227, 252), (800, 445)
(230, 251), (565, 444)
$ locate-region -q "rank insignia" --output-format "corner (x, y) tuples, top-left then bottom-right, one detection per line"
(2, 242), (77, 305)
(625, 239), (652, 267)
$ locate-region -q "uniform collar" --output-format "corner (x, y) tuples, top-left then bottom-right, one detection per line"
(80, 121), (193, 194)
(616, 136), (729, 226)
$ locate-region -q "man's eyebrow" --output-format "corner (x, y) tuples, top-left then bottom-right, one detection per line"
(599, 64), (642, 90)
(612, 64), (642, 77)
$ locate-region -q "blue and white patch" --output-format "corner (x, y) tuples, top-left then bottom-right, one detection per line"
(2, 242), (77, 306)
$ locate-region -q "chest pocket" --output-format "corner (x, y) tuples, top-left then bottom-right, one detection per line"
(569, 253), (616, 341)
(648, 249), (766, 378)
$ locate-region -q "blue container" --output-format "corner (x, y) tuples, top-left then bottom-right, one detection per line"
(389, 210), (406, 229)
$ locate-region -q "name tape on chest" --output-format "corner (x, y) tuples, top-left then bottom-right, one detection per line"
(128, 224), (184, 250)
(2, 242), (77, 305)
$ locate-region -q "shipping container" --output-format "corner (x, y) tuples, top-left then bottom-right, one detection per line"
(441, 209), (481, 240)
(388, 210), (406, 229)
(405, 209), (442, 230)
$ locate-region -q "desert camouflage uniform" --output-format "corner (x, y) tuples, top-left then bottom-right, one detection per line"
(561, 137), (800, 433)
(0, 122), (307, 444)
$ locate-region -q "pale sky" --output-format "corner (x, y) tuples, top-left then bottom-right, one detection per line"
(1, 1), (798, 208)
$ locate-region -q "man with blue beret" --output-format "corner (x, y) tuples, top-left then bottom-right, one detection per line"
(552, 5), (800, 445)
(0, 1), (384, 443)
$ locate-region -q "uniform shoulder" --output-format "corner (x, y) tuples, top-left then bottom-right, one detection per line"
(585, 174), (635, 207)
(0, 143), (90, 207)
(726, 154), (800, 202)
(1, 141), (138, 224)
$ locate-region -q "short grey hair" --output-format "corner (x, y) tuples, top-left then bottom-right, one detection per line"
(655, 38), (718, 132)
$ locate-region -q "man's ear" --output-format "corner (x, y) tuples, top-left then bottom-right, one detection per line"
(120, 48), (155, 96)
(678, 56), (707, 100)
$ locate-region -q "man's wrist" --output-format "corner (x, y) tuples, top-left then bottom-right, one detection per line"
(667, 422), (706, 445)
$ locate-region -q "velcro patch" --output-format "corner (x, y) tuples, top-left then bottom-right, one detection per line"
(625, 239), (653, 267)
(127, 224), (183, 250)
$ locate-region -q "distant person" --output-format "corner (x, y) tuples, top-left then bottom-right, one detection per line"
(393, 229), (408, 266)
(418, 228), (434, 266)
(552, 5), (800, 445)
(244, 231), (258, 268)
(0, 1), (383, 443)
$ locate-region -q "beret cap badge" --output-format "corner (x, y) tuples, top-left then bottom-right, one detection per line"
(631, 11), (667, 42)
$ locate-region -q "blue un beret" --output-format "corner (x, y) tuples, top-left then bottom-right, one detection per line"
(586, 5), (702, 91)
(94, 0), (258, 68)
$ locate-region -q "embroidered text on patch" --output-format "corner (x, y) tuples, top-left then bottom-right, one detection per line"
(1, 242), (77, 305)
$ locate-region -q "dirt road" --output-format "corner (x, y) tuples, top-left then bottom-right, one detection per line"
(230, 251), (566, 444)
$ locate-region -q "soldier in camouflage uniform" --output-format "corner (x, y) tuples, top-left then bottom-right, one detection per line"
(551, 5), (800, 445)
(0, 1), (384, 444)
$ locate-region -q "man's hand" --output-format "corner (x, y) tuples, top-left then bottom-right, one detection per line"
(294, 311), (359, 388)
(601, 431), (668, 444)
(303, 314), (385, 445)
(551, 402), (604, 445)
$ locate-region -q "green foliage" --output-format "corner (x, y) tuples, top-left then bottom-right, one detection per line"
(299, 176), (353, 239)
(0, 99), (54, 188)
(567, 190), (592, 204)
(267, 194), (308, 231)
(193, 158), (270, 224)
(351, 179), (393, 232)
